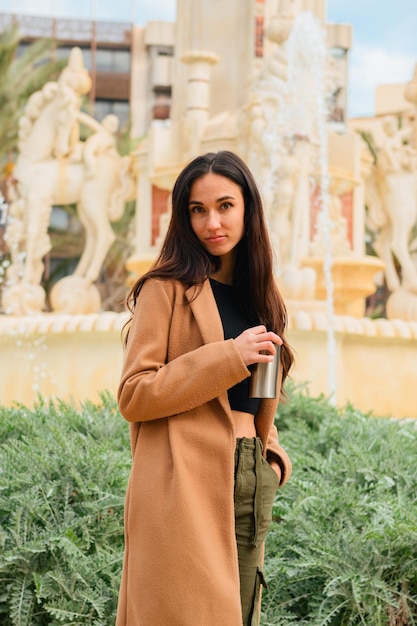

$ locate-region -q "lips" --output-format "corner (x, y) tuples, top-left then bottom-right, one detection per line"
(206, 235), (226, 243)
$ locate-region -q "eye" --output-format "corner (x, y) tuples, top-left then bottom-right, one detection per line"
(220, 201), (232, 210)
(189, 205), (205, 214)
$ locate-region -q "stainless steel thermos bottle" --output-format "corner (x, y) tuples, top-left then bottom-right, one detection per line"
(249, 345), (280, 399)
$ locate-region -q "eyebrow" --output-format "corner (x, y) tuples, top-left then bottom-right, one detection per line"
(188, 195), (236, 205)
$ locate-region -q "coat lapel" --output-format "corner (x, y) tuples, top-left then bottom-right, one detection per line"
(185, 280), (233, 420)
(185, 279), (224, 344)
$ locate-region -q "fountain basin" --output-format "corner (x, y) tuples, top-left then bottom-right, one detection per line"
(288, 311), (417, 419)
(0, 312), (127, 407)
(0, 310), (416, 419)
(301, 256), (385, 317)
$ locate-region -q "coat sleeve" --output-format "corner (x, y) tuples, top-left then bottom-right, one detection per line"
(265, 423), (292, 487)
(118, 279), (250, 423)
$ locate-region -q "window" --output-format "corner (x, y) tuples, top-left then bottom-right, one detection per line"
(95, 48), (130, 73)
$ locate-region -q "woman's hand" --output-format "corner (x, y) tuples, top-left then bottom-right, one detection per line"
(234, 325), (282, 366)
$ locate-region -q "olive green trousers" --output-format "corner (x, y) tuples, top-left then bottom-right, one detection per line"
(234, 437), (279, 626)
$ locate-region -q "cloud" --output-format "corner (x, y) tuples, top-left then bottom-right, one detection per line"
(348, 43), (417, 116)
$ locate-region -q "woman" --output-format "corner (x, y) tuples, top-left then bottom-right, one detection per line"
(117, 151), (293, 626)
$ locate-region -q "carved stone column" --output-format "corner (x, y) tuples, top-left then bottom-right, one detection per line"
(181, 50), (218, 157)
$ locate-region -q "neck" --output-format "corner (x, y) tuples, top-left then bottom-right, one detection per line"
(211, 253), (235, 285)
(211, 272), (232, 285)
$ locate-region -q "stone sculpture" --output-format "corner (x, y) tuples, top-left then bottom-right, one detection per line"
(241, 10), (331, 303)
(364, 111), (417, 320)
(3, 48), (136, 315)
(236, 9), (383, 315)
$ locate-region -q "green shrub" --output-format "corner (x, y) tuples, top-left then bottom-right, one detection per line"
(1, 387), (416, 625)
(261, 384), (417, 625)
(0, 393), (130, 625)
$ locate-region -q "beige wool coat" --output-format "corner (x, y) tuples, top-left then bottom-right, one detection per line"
(116, 277), (292, 626)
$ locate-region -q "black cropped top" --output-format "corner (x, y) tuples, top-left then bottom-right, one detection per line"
(209, 279), (261, 415)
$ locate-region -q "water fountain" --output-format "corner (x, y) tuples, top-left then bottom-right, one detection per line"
(0, 1), (416, 417)
(240, 9), (386, 405)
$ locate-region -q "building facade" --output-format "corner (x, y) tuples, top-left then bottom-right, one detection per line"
(0, 11), (174, 132)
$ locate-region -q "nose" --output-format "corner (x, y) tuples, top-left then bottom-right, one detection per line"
(207, 210), (221, 231)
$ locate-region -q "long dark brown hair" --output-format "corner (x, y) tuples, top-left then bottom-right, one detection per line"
(125, 150), (293, 383)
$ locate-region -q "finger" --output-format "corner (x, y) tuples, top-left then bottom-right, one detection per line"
(263, 331), (283, 345)
(257, 341), (277, 356)
(251, 325), (267, 334)
(256, 350), (276, 362)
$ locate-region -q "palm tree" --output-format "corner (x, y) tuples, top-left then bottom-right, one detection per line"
(0, 25), (65, 179)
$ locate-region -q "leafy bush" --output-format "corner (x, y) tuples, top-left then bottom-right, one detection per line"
(1, 387), (416, 625)
(262, 384), (417, 626)
(0, 393), (130, 625)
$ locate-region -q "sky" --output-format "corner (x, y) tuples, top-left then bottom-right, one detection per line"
(0, 0), (416, 118)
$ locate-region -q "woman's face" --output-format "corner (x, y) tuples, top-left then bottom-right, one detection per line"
(188, 172), (245, 263)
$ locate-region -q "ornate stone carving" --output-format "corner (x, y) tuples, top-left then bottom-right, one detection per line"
(3, 48), (136, 316)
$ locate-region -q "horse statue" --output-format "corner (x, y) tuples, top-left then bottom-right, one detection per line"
(3, 47), (136, 315)
(364, 114), (417, 320)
